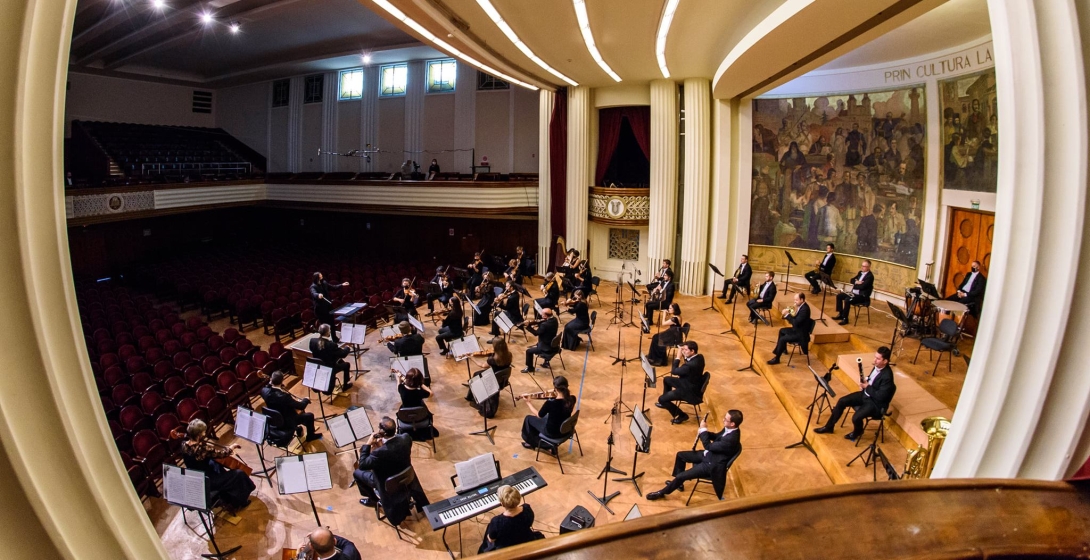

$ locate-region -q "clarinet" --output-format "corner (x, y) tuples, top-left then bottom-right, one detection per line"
(691, 413), (711, 451)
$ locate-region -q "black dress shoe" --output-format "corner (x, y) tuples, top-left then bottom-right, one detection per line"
(646, 491), (665, 501)
(521, 442), (533, 449)
(725, 299), (734, 304)
(811, 288), (821, 295)
(838, 318), (850, 326)
(813, 426), (832, 434)
(359, 498), (375, 507)
(521, 367), (535, 373)
(340, 383), (353, 392)
(845, 432), (860, 442)
(654, 402), (665, 409)
(671, 415), (689, 425)
(766, 356), (781, 365)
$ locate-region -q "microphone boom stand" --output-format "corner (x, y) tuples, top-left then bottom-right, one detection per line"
(590, 433), (623, 514)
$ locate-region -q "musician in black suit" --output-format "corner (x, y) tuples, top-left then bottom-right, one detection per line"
(834, 260), (874, 325)
(522, 308), (558, 373)
(719, 255), (752, 303)
(948, 260), (986, 316)
(491, 281), (523, 339)
(388, 321), (425, 357)
(295, 528), (361, 560)
(655, 341), (705, 424)
(646, 409), (743, 501)
(561, 290), (590, 350)
(310, 272), (349, 342)
(815, 346), (897, 441)
(746, 271), (777, 323)
(260, 372), (321, 441)
(435, 293), (465, 356)
(767, 293), (814, 365)
(805, 243), (837, 294)
(392, 278), (420, 323)
(309, 324), (352, 393)
(647, 259), (674, 292)
(643, 271), (675, 328)
(353, 417), (413, 507)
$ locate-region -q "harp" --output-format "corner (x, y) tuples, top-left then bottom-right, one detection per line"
(552, 236), (567, 274)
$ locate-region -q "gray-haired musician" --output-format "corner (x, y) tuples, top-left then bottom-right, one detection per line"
(834, 260), (873, 325)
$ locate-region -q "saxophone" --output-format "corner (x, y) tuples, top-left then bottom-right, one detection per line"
(903, 416), (951, 479)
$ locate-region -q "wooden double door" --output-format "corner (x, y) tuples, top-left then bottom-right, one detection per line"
(942, 208), (994, 297)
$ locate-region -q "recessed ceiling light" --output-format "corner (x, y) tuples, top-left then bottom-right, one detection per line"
(200, 12), (213, 25)
(229, 21), (240, 33)
(151, 0), (165, 9)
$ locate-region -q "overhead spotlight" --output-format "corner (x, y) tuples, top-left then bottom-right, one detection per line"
(229, 21), (240, 33)
(361, 54), (372, 64)
(200, 12), (213, 25)
(151, 0), (165, 9)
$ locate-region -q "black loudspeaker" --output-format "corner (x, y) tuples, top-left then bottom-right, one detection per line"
(559, 505), (596, 534)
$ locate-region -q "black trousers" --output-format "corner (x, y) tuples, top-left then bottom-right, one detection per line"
(328, 360), (351, 391)
(353, 469), (380, 500)
(835, 293), (865, 317)
(773, 327), (807, 356)
(822, 391), (880, 436)
(293, 411), (317, 437)
(746, 299), (772, 322)
(526, 344), (550, 367)
(435, 326), (460, 351)
(720, 279), (747, 300)
(804, 270), (823, 292)
(660, 451), (713, 494)
(644, 300), (667, 321)
(658, 377), (692, 418)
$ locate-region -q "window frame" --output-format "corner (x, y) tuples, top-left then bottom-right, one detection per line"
(303, 74), (324, 104)
(425, 58), (457, 94)
(272, 79), (290, 107)
(477, 71), (510, 91)
(378, 63), (408, 97)
(338, 68), (364, 101)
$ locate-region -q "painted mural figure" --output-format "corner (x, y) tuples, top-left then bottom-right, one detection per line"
(939, 69), (998, 193)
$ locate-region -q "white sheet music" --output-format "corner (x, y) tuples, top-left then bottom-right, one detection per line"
(303, 453), (332, 491)
(451, 336), (481, 361)
(234, 407), (266, 444)
(534, 300), (544, 316)
(351, 324), (367, 345)
(276, 456), (308, 494)
(163, 464), (207, 510)
(470, 368), (500, 403)
(302, 360), (319, 387)
(631, 408), (651, 452)
(494, 312), (514, 334)
(340, 323), (355, 344)
(408, 315), (425, 334)
(303, 363), (332, 391)
(326, 415), (356, 448)
(468, 299), (482, 315)
(455, 453), (499, 492)
(641, 355), (656, 384)
(391, 355), (425, 376)
(380, 326), (400, 340)
(346, 407), (373, 440)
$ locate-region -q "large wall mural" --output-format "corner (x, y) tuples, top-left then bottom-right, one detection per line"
(939, 68), (998, 193)
(750, 86), (926, 267)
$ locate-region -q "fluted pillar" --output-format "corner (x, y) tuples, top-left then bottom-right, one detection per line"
(679, 78), (711, 295)
(320, 71), (338, 172)
(405, 60), (425, 162)
(565, 86), (592, 256)
(537, 90), (555, 276)
(648, 79), (678, 278)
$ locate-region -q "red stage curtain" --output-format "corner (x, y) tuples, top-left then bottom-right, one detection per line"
(595, 106), (651, 186)
(549, 88), (568, 269)
(624, 106), (651, 160)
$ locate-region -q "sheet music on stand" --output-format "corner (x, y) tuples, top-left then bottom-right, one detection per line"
(630, 407), (651, 453)
(623, 504), (643, 521)
(275, 453), (333, 495)
(454, 452), (500, 492)
(408, 315), (426, 334)
(341, 323), (368, 346)
(470, 368), (500, 403)
(302, 359), (333, 392)
(380, 325), (401, 340)
(390, 355), (426, 376)
(468, 298), (483, 317)
(641, 355), (656, 386)
(163, 464), (207, 511)
(451, 336), (482, 362)
(234, 407), (267, 444)
(326, 407), (375, 448)
(493, 311), (515, 334)
(534, 300), (545, 316)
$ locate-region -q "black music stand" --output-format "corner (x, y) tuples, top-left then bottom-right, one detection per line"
(918, 279), (941, 299)
(817, 271), (833, 325)
(607, 275), (626, 328)
(705, 263), (726, 311)
(614, 408), (651, 496)
(609, 326), (635, 366)
(783, 251), (797, 293)
(721, 291), (742, 336)
(469, 369), (500, 444)
(786, 365), (836, 457)
(887, 301), (911, 352)
(625, 281), (641, 328)
(590, 432), (623, 514)
(877, 447), (902, 480)
(604, 334), (634, 423)
(637, 354), (656, 417)
(848, 426), (884, 482)
(738, 312), (768, 375)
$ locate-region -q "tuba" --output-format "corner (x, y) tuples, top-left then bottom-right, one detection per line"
(903, 416), (951, 479)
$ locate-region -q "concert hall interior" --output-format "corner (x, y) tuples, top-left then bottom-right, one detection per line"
(2, 0), (1090, 558)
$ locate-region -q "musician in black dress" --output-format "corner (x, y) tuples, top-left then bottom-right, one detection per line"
(435, 293), (465, 356)
(535, 272), (561, 315)
(646, 410), (743, 501)
(466, 339), (513, 417)
(181, 419), (256, 511)
(747, 271), (777, 323)
(491, 281), (523, 340)
(570, 261), (593, 297)
(310, 272), (349, 342)
(392, 278), (420, 322)
(647, 303), (683, 367)
(474, 273), (497, 327)
(478, 485), (544, 553)
(833, 260), (874, 325)
(561, 290), (590, 350)
(426, 267), (453, 314)
(309, 324), (352, 393)
(805, 244), (837, 294)
(647, 259), (674, 292)
(814, 347), (897, 441)
(719, 255), (752, 302)
(643, 271), (675, 329)
(519, 375), (574, 448)
(522, 309), (558, 372)
(766, 292), (814, 365)
(396, 367), (437, 439)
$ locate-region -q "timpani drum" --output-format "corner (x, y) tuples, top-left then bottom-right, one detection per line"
(932, 299), (968, 325)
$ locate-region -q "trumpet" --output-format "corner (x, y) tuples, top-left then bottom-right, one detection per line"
(516, 390), (557, 401)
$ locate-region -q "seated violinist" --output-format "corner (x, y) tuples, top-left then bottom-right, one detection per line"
(388, 321), (424, 357)
(181, 419), (256, 512)
(392, 278), (420, 322)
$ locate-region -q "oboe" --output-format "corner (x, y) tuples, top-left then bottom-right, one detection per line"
(691, 413), (710, 451)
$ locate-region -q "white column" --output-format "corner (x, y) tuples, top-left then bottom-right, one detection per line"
(405, 60), (425, 163)
(454, 62), (477, 172)
(934, 0), (1090, 480)
(648, 79), (678, 277)
(731, 101), (754, 263)
(360, 66), (379, 174)
(566, 86), (592, 256)
(321, 71), (338, 173)
(288, 76), (303, 172)
(538, 90), (555, 276)
(679, 78), (712, 295)
(707, 98), (734, 291)
(920, 78), (943, 282)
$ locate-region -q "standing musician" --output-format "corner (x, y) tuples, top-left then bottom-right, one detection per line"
(181, 419), (256, 512)
(435, 292), (465, 356)
(261, 372), (322, 441)
(392, 278), (420, 322)
(719, 254), (753, 303)
(656, 340), (705, 424)
(387, 321), (425, 357)
(491, 280), (523, 341)
(515, 245), (531, 283)
(426, 267), (453, 314)
(805, 243), (837, 295)
(642, 270), (675, 330)
(310, 272), (350, 342)
(536, 272), (561, 315)
(521, 308), (558, 373)
(561, 290), (590, 350)
(310, 324), (352, 393)
(647, 259), (674, 292)
(746, 271), (777, 324)
(948, 260), (986, 316)
(645, 410), (743, 501)
(474, 272), (498, 327)
(833, 260), (874, 325)
(767, 292), (814, 365)
(467, 252), (486, 294)
(814, 347), (897, 442)
(558, 249), (581, 276)
(519, 375), (575, 449)
(647, 303), (683, 367)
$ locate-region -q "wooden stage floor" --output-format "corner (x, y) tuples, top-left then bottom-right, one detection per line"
(150, 278), (972, 558)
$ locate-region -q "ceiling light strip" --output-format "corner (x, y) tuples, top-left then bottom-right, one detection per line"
(655, 0), (680, 78)
(475, 0), (578, 87)
(572, 0), (620, 82)
(372, 0), (539, 90)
